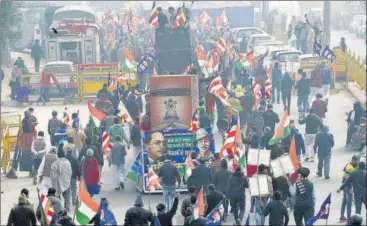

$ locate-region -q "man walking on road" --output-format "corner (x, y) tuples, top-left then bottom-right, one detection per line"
(110, 136), (128, 191)
(31, 39), (43, 72)
(157, 156), (181, 212)
(314, 125), (334, 179)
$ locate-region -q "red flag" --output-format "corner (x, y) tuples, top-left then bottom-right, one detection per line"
(290, 135), (300, 170)
(195, 187), (205, 217)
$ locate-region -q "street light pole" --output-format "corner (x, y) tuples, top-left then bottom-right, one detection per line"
(323, 0), (331, 45)
(262, 1), (269, 21)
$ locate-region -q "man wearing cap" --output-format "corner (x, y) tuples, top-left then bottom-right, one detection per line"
(7, 194), (37, 226)
(124, 195), (153, 225)
(195, 128), (213, 159)
(290, 167), (315, 226)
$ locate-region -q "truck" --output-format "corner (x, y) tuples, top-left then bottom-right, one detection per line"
(40, 5), (101, 64)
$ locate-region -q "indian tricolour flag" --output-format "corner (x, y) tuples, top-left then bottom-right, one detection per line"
(122, 46), (136, 70)
(185, 151), (195, 180)
(88, 102), (106, 128)
(268, 110), (291, 145)
(76, 180), (100, 225)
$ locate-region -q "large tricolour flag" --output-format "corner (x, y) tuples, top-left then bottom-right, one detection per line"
(208, 76), (229, 104)
(76, 179), (100, 225)
(63, 107), (70, 125)
(185, 151), (195, 180)
(123, 47), (136, 69)
(268, 110), (291, 145)
(88, 102), (106, 128)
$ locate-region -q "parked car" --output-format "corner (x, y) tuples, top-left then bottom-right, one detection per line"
(248, 33), (273, 52)
(231, 27), (264, 53)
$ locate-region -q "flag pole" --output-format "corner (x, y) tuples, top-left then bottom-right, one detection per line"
(72, 195), (79, 222)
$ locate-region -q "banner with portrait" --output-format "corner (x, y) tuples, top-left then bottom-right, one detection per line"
(141, 128), (215, 193)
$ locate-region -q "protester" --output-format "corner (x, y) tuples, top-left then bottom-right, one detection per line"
(130, 116), (142, 157)
(187, 158), (212, 194)
(65, 148), (79, 205)
(210, 153), (221, 174)
(311, 93), (328, 121)
(157, 156), (181, 211)
(154, 196), (179, 226)
(66, 123), (86, 152)
(227, 167), (248, 223)
(206, 184), (224, 217)
(263, 190), (289, 226)
(271, 62), (282, 104)
(20, 188), (34, 210)
(299, 108), (323, 162)
(63, 137), (78, 158)
(314, 125), (334, 179)
(9, 65), (20, 100)
(290, 167), (315, 226)
(281, 123), (306, 161)
(31, 131), (47, 185)
(109, 117), (130, 147)
(48, 111), (63, 146)
(22, 111), (33, 134)
(295, 71), (311, 118)
(253, 164), (273, 225)
(36, 188), (62, 225)
(51, 144), (72, 212)
(337, 161), (366, 215)
(124, 196), (153, 226)
(37, 146), (58, 192)
(79, 148), (100, 197)
(181, 186), (196, 218)
(31, 39), (43, 72)
(109, 136), (127, 191)
(262, 104), (280, 134)
(346, 101), (366, 146)
(339, 155), (359, 222)
(281, 72), (294, 111)
(213, 159), (231, 196)
(321, 63), (332, 99)
(7, 195), (37, 226)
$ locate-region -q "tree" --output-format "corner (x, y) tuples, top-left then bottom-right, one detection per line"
(0, 1), (23, 50)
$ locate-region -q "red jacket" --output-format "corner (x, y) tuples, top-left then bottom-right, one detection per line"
(311, 99), (327, 118)
(79, 157), (100, 185)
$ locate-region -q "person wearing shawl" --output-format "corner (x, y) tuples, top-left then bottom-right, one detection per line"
(9, 65), (20, 100)
(79, 148), (100, 197)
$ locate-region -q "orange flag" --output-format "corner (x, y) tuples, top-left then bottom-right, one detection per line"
(290, 135), (300, 170)
(195, 186), (205, 218)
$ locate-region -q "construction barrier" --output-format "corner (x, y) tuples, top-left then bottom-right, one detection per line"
(19, 63), (138, 101)
(346, 51), (366, 91)
(1, 112), (22, 174)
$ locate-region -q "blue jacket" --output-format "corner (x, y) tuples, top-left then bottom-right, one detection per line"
(281, 129), (306, 156)
(271, 67), (282, 86)
(322, 67), (332, 85)
(314, 131), (334, 154)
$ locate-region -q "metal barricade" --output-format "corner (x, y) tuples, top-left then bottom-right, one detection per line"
(1, 112), (21, 174)
(347, 51), (366, 91)
(77, 63), (138, 100)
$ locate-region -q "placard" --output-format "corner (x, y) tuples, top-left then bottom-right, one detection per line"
(270, 154), (295, 178)
(248, 177), (260, 196)
(249, 175), (272, 197)
(247, 149), (271, 166)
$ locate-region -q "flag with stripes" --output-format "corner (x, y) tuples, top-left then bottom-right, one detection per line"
(149, 1), (159, 28)
(63, 107), (70, 125)
(102, 131), (113, 153)
(189, 109), (200, 133)
(147, 167), (161, 192)
(37, 188), (55, 225)
(216, 37), (227, 55)
(88, 102), (106, 128)
(219, 9), (229, 28)
(172, 10), (186, 29)
(122, 46), (136, 70)
(220, 117), (238, 157)
(208, 76), (229, 104)
(269, 110), (291, 145)
(76, 179), (100, 225)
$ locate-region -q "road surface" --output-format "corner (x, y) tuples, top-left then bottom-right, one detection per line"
(1, 87), (365, 225)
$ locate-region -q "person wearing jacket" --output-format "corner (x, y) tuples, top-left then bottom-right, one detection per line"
(337, 161), (366, 215)
(321, 63), (332, 99)
(281, 72), (294, 111)
(153, 196), (179, 226)
(54, 124), (68, 146)
(157, 156), (181, 211)
(248, 108), (265, 148)
(31, 39), (43, 72)
(346, 101), (366, 146)
(299, 108), (323, 162)
(109, 136), (127, 191)
(271, 62), (282, 104)
(37, 147), (58, 193)
(205, 184), (224, 217)
(109, 117), (129, 147)
(314, 125), (334, 179)
(124, 196), (153, 226)
(295, 71), (311, 118)
(79, 149), (100, 197)
(290, 167), (315, 226)
(262, 104), (280, 134)
(339, 155), (359, 222)
(311, 93), (328, 121)
(226, 167), (248, 223)
(51, 145), (72, 212)
(281, 123), (306, 161)
(79, 137), (104, 173)
(264, 191), (289, 226)
(126, 94), (140, 123)
(65, 149), (79, 205)
(7, 195), (37, 226)
(199, 110), (211, 129)
(130, 117), (142, 157)
(187, 158), (212, 194)
(309, 64), (323, 103)
(48, 111), (62, 145)
(213, 159), (231, 196)
(31, 131), (47, 185)
(63, 137), (78, 159)
(101, 111), (116, 136)
(180, 186), (196, 218)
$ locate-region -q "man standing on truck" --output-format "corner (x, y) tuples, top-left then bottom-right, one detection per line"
(31, 39), (43, 73)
